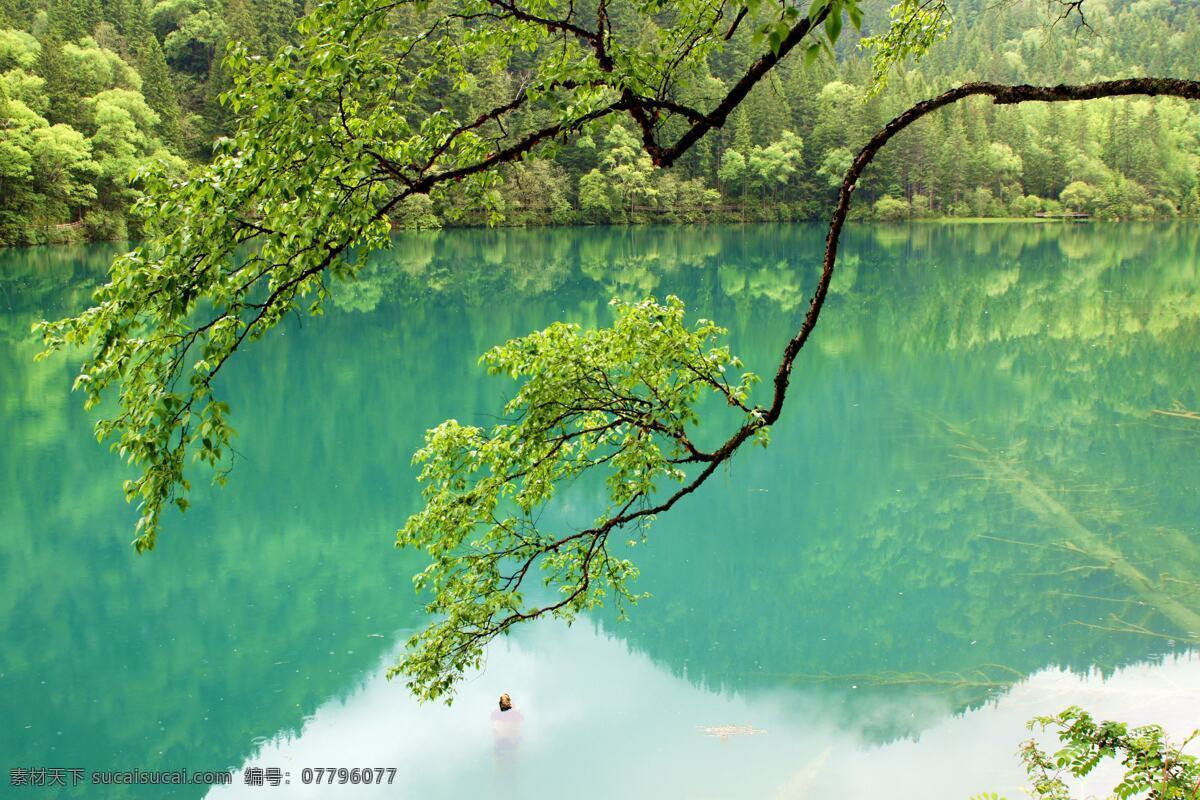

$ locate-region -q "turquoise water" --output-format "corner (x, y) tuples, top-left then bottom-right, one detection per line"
(2, 223), (1199, 798)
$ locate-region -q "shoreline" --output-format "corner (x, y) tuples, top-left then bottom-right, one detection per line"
(5, 215), (1197, 251)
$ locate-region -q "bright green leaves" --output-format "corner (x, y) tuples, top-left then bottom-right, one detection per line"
(753, 0), (862, 65)
(824, 11), (842, 47)
(845, 2), (863, 33)
(779, 0), (953, 87)
(859, 0), (952, 94)
(392, 296), (762, 701)
(1020, 707), (1200, 800)
(750, 0), (850, 57)
(27, 0), (972, 703)
(764, 7), (800, 56)
(28, 0), (955, 557)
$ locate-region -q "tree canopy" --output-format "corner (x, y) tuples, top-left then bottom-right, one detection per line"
(34, 0), (904, 557)
(34, 0), (1200, 701)
(5, 0), (1200, 241)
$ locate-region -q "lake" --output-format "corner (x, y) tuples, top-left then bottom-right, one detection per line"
(2, 222), (1199, 798)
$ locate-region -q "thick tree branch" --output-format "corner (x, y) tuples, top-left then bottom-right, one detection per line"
(442, 76), (1200, 657)
(654, 5), (832, 167)
(764, 78), (1200, 424)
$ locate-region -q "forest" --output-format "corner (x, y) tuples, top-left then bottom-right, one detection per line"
(1, 0), (1199, 245)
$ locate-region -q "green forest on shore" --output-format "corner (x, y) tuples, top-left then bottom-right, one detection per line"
(1, 0), (1199, 244)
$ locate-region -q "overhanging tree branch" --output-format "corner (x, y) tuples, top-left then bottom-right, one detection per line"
(31, 0), (1186, 702)
(765, 78), (1200, 424)
(390, 76), (1200, 701)
(33, 0), (842, 556)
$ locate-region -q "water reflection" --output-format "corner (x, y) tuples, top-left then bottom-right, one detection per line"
(214, 624), (1200, 800)
(1, 222), (1197, 797)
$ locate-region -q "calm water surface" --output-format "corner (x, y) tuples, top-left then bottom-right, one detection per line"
(2, 223), (1199, 798)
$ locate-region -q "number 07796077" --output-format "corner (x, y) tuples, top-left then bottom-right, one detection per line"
(299, 767), (397, 785)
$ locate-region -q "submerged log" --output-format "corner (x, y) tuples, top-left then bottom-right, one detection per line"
(945, 423), (1200, 640)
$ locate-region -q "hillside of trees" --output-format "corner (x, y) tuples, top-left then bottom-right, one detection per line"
(1, 0), (1199, 244)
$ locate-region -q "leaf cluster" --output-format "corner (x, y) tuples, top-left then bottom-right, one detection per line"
(1020, 706), (1200, 800)
(859, 0), (952, 93)
(392, 295), (763, 700)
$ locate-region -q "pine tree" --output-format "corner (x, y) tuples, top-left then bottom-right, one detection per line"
(48, 0), (101, 42)
(129, 22), (183, 147)
(731, 106), (753, 155)
(36, 34), (84, 127)
(101, 0), (133, 34)
(255, 0), (297, 56)
(225, 0), (263, 55)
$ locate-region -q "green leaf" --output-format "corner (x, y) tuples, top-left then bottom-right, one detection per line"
(808, 0), (832, 22)
(768, 29), (784, 54)
(847, 3), (863, 30)
(825, 10), (843, 44)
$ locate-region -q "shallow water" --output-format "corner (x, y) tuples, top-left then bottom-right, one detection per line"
(2, 222), (1198, 798)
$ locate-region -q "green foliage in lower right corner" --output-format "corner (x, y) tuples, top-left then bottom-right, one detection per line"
(1020, 707), (1200, 800)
